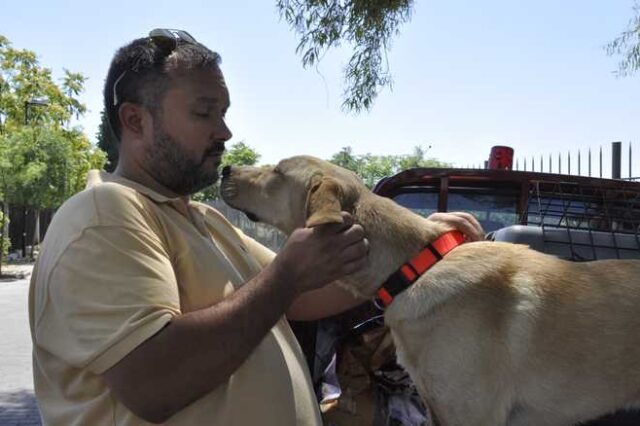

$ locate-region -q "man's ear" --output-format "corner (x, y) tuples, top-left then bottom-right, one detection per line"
(118, 102), (146, 138)
(305, 176), (345, 227)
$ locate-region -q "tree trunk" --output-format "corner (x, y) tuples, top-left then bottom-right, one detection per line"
(21, 206), (27, 259)
(0, 203), (7, 277)
(31, 208), (40, 260)
(31, 209), (40, 259)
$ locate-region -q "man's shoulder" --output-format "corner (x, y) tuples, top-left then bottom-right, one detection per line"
(37, 182), (165, 278)
(45, 181), (158, 250)
(89, 181), (152, 224)
(56, 181), (147, 228)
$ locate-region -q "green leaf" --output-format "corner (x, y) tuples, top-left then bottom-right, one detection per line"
(276, 0), (414, 112)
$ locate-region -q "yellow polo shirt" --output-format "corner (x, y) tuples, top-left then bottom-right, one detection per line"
(28, 171), (321, 425)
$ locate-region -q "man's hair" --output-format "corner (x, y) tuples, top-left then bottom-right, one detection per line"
(103, 35), (221, 145)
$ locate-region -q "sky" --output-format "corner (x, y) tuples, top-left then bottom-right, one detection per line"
(2, 0), (639, 177)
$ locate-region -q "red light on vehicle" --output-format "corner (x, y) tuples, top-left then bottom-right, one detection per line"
(488, 146), (514, 170)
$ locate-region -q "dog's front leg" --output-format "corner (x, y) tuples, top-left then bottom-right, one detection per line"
(402, 358), (511, 426)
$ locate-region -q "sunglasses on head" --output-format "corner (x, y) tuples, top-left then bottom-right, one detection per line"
(147, 28), (198, 52)
(111, 28), (198, 107)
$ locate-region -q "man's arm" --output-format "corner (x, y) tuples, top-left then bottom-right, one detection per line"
(103, 261), (297, 423)
(102, 220), (367, 424)
(287, 282), (365, 321)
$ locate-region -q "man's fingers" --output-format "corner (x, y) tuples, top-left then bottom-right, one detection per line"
(449, 211), (483, 233)
(341, 224), (365, 245)
(448, 212), (485, 241)
(340, 237), (369, 262)
(340, 211), (354, 228)
(428, 212), (485, 241)
(339, 256), (368, 276)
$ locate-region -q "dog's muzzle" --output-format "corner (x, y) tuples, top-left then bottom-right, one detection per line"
(220, 178), (238, 200)
(219, 176), (260, 222)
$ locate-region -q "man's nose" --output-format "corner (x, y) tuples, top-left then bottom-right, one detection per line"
(218, 120), (232, 143)
(222, 165), (232, 178)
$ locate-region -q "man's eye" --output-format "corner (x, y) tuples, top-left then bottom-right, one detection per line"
(193, 111), (211, 118)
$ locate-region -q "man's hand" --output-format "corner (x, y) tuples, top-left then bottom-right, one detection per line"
(427, 211), (485, 241)
(272, 212), (368, 296)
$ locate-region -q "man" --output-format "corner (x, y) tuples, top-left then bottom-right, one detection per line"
(29, 29), (484, 425)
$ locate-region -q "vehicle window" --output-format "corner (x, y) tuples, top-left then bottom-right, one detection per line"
(447, 190), (518, 232)
(392, 191), (439, 218)
(392, 187), (519, 232)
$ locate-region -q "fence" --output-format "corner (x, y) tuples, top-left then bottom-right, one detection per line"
(514, 142), (638, 180)
(2, 200), (284, 260)
(208, 200), (286, 252)
(465, 141), (639, 181)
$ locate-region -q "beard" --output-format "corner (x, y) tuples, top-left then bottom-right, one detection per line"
(145, 121), (223, 196)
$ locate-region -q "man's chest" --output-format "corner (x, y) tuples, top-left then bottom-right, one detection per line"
(156, 205), (259, 312)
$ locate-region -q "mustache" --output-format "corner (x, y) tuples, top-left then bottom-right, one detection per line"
(196, 143), (226, 168)
(205, 143), (226, 157)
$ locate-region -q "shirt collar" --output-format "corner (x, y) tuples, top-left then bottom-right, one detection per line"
(86, 169), (187, 205)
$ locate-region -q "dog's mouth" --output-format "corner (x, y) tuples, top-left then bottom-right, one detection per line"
(220, 177), (261, 222)
(244, 211), (260, 222)
(220, 177), (237, 200)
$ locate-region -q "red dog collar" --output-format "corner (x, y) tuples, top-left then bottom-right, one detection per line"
(376, 231), (465, 307)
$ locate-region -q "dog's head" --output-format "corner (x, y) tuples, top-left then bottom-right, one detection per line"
(220, 156), (366, 233)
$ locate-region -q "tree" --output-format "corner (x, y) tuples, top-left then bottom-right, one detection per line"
(0, 208), (8, 276)
(277, 0), (414, 113)
(96, 108), (119, 172)
(330, 146), (363, 172)
(192, 141), (262, 202)
(329, 145), (450, 188)
(607, 1), (640, 76)
(1, 126), (105, 258)
(61, 69), (88, 126)
(0, 36), (77, 129)
(0, 34), (105, 261)
(398, 145), (446, 169)
(0, 133), (12, 275)
(222, 141), (261, 166)
(63, 128), (107, 196)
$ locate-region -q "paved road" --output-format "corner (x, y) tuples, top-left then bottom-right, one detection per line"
(0, 270), (42, 426)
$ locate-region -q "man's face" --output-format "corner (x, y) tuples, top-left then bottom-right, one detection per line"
(145, 66), (232, 196)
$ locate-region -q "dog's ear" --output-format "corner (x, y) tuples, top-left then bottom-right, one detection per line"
(305, 176), (345, 227)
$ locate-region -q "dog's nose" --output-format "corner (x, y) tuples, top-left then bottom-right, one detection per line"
(222, 165), (232, 178)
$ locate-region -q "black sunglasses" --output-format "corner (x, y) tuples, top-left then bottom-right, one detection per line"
(111, 28), (198, 106)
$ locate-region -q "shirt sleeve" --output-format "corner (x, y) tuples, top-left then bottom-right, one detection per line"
(33, 225), (181, 374)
